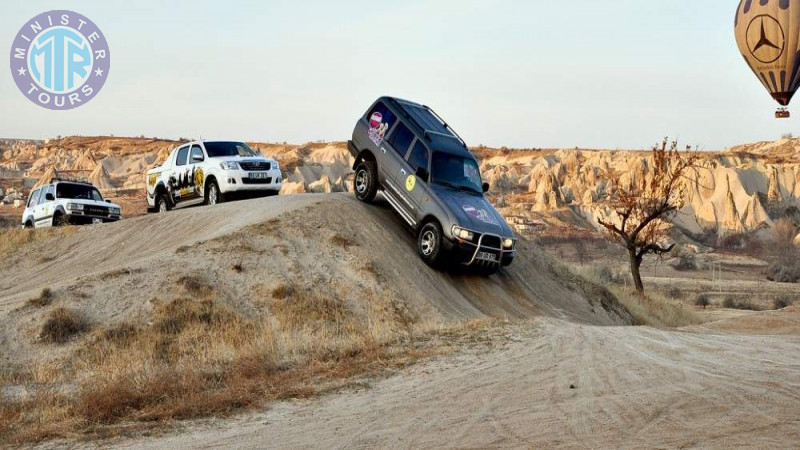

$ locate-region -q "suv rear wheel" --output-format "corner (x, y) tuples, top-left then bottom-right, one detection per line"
(418, 221), (446, 268)
(354, 159), (378, 203)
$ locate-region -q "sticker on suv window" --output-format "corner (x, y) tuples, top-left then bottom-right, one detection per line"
(368, 112), (390, 145)
(463, 204), (499, 226)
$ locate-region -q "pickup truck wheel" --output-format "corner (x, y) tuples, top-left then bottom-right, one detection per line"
(206, 181), (224, 205)
(418, 221), (445, 268)
(156, 193), (170, 213)
(354, 160), (378, 203)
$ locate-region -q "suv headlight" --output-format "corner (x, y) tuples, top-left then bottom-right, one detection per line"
(272, 161), (280, 170)
(110, 207), (121, 215)
(66, 203), (84, 211)
(502, 238), (515, 249)
(452, 226), (474, 241)
(220, 161), (240, 170)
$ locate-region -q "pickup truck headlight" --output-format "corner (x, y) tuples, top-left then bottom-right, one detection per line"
(502, 238), (515, 249)
(66, 203), (84, 211)
(110, 207), (121, 215)
(452, 226), (474, 241)
(220, 161), (240, 170)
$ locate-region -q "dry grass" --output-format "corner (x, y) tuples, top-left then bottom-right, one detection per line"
(27, 288), (53, 308)
(39, 308), (91, 343)
(575, 265), (702, 328)
(0, 227), (79, 257)
(609, 287), (702, 327)
(330, 233), (357, 249)
(0, 275), (456, 445)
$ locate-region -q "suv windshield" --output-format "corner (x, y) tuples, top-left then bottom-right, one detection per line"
(204, 142), (257, 158)
(431, 152), (482, 194)
(56, 183), (104, 201)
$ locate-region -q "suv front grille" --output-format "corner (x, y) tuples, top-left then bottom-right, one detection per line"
(85, 206), (109, 216)
(481, 235), (502, 249)
(240, 161), (271, 171)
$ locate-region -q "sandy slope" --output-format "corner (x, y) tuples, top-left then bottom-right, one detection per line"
(0, 193), (628, 369)
(113, 317), (800, 449)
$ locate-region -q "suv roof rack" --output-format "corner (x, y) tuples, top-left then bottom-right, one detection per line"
(50, 176), (92, 185)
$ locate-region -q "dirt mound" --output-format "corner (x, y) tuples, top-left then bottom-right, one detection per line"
(0, 193), (629, 367)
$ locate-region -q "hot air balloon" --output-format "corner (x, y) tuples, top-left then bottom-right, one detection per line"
(735, 0), (800, 118)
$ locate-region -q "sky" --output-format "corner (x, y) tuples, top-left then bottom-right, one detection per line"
(0, 0), (796, 150)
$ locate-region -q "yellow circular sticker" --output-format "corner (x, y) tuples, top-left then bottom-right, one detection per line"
(405, 174), (416, 191)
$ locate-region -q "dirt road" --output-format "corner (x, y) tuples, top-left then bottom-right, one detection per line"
(114, 317), (800, 449)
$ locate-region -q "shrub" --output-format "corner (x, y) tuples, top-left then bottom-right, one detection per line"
(40, 308), (90, 343)
(774, 295), (794, 310)
(722, 296), (759, 311)
(674, 254), (697, 271)
(27, 288), (53, 307)
(694, 294), (710, 309)
(765, 260), (800, 283)
(666, 286), (682, 300)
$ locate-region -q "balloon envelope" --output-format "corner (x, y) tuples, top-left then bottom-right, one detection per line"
(735, 0), (800, 106)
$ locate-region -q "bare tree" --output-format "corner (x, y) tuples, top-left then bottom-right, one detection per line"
(598, 138), (698, 294)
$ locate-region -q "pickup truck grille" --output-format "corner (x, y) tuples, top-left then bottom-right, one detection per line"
(240, 161), (271, 171)
(242, 177), (273, 185)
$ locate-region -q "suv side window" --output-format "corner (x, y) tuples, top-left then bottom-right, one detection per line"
(43, 185), (55, 202)
(387, 122), (414, 156)
(407, 141), (429, 174)
(27, 189), (41, 207)
(190, 145), (204, 162)
(366, 102), (397, 145)
(176, 146), (189, 166)
(37, 186), (51, 205)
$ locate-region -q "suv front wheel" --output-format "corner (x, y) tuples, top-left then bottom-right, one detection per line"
(354, 159), (378, 203)
(418, 221), (446, 268)
(206, 180), (224, 205)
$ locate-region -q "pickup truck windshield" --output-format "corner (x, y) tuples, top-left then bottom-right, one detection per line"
(204, 142), (257, 158)
(431, 152), (482, 194)
(56, 183), (104, 201)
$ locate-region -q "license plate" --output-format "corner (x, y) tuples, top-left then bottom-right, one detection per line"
(476, 251), (498, 262)
(92, 218), (103, 224)
(249, 172), (270, 180)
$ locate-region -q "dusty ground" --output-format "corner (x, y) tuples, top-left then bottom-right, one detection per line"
(3, 193), (799, 448)
(103, 312), (800, 449)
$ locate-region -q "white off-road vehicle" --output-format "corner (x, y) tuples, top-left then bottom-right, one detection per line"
(21, 178), (122, 228)
(145, 140), (282, 212)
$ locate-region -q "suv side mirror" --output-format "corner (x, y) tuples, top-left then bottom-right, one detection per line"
(482, 182), (490, 193)
(415, 167), (429, 182)
(191, 154), (204, 162)
(45, 193), (55, 201)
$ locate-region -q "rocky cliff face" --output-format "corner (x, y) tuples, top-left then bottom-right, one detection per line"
(2, 136), (799, 244)
(479, 144), (800, 243)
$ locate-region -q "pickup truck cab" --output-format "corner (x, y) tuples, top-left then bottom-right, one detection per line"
(348, 96), (516, 274)
(146, 140), (282, 212)
(21, 178), (122, 228)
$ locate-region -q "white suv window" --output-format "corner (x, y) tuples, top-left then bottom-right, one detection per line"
(27, 189), (41, 207)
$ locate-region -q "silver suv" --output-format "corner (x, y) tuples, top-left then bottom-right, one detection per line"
(21, 178), (121, 228)
(348, 97), (516, 274)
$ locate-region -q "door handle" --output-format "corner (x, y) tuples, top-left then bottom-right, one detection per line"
(400, 169), (407, 175)
(381, 147), (387, 154)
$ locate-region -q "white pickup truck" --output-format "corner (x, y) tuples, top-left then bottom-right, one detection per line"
(146, 140), (282, 212)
